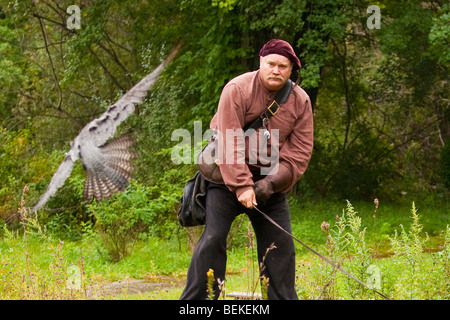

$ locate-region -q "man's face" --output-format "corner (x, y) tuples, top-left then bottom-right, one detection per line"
(259, 54), (293, 91)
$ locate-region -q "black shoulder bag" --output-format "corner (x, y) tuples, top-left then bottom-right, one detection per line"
(177, 171), (208, 227)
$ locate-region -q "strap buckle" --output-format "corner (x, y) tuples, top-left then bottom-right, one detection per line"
(267, 100), (280, 116)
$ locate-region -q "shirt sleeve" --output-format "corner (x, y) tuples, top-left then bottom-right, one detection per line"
(278, 97), (314, 192)
(215, 83), (255, 198)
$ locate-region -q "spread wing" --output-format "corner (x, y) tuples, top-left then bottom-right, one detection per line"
(78, 42), (182, 147)
(7, 43), (182, 223)
(32, 155), (76, 213)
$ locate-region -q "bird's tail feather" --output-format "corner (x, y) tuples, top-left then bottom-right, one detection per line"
(83, 134), (137, 202)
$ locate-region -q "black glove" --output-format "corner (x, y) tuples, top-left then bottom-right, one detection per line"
(253, 164), (292, 204)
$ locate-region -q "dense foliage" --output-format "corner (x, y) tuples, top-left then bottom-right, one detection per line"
(0, 1), (448, 237)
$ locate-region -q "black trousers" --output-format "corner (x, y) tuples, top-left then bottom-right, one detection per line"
(180, 182), (298, 300)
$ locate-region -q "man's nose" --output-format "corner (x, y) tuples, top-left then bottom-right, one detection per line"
(272, 66), (280, 74)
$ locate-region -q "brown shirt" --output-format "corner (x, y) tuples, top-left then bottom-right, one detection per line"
(209, 70), (314, 198)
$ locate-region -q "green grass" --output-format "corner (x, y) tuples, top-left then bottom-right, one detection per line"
(289, 197), (449, 253)
(1, 198), (449, 299)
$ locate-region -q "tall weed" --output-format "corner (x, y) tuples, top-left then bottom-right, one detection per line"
(312, 200), (376, 299)
(297, 201), (449, 300)
(387, 202), (449, 299)
(0, 188), (91, 299)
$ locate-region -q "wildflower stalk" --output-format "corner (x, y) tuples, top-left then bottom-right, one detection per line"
(206, 268), (215, 300)
(20, 186), (37, 297)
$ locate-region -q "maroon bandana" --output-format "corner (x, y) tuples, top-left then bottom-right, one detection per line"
(259, 39), (301, 70)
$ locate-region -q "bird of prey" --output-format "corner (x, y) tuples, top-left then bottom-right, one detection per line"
(8, 43), (181, 222)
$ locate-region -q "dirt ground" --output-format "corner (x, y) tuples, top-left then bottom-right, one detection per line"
(87, 275), (185, 298)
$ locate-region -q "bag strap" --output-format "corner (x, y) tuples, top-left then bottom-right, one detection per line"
(244, 79), (294, 132)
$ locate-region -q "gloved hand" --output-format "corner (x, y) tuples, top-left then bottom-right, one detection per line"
(254, 164), (292, 204)
(253, 179), (273, 203)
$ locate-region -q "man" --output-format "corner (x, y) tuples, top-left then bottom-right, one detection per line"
(180, 39), (314, 300)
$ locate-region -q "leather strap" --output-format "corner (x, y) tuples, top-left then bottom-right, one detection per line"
(243, 79), (294, 132)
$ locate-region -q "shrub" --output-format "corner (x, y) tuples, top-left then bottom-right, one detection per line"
(86, 168), (187, 262)
(86, 182), (150, 262)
